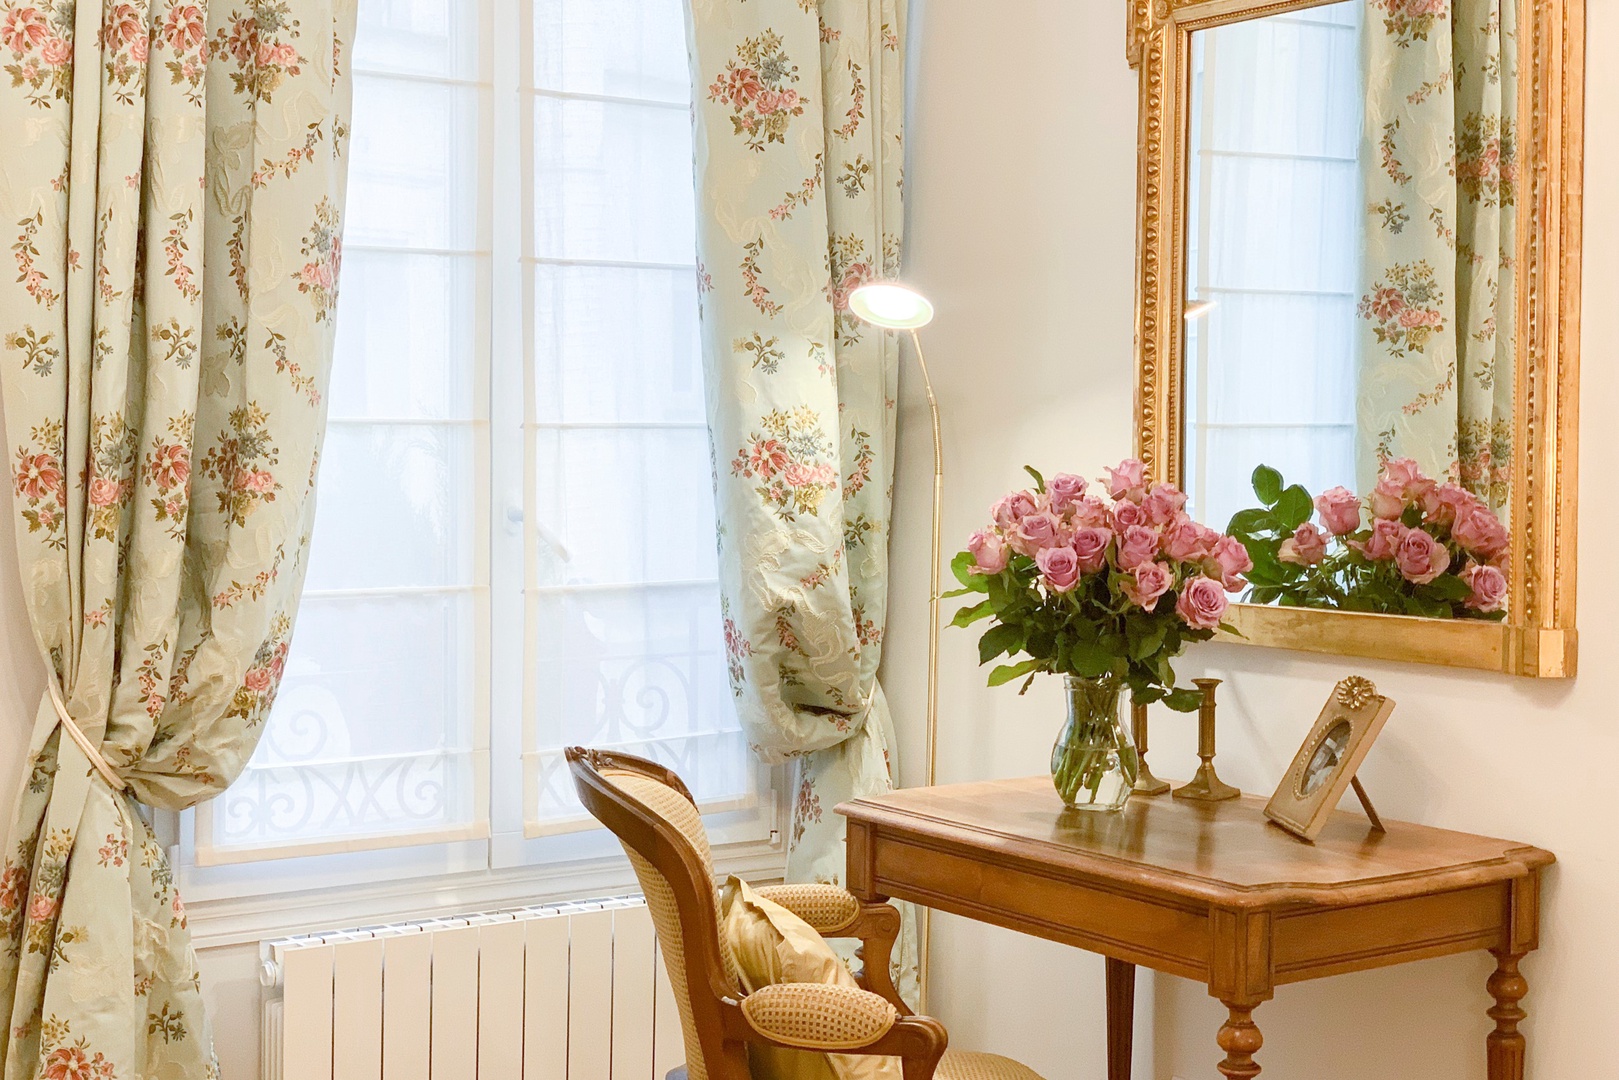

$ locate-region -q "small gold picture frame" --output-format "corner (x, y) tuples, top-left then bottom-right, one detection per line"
(1264, 677), (1396, 843)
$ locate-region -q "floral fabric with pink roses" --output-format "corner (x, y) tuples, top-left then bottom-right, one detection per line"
(0, 0), (357, 1073)
(1226, 459), (1509, 619)
(950, 462), (1249, 712)
(1357, 0), (1516, 515)
(686, 0), (916, 1001)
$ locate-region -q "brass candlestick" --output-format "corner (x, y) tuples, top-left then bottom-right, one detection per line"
(1173, 677), (1240, 802)
(1130, 701), (1171, 795)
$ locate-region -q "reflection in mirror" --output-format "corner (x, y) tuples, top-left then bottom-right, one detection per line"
(1181, 0), (1518, 618)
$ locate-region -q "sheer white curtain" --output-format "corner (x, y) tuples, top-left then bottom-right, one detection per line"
(1183, 1), (1364, 532)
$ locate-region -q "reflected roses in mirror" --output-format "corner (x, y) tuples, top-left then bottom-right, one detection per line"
(948, 460), (1249, 712)
(1227, 458), (1510, 620)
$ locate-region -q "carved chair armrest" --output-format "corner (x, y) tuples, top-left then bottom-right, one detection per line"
(724, 987), (948, 1080)
(749, 884), (908, 1012)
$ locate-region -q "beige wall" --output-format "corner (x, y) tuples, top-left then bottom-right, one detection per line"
(889, 1), (1618, 1078)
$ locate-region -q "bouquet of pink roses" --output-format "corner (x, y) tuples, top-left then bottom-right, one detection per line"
(1225, 458), (1509, 620)
(949, 460), (1251, 712)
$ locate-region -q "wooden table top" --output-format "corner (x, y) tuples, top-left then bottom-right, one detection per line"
(838, 777), (1554, 909)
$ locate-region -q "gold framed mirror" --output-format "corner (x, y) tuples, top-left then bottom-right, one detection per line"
(1128, 0), (1583, 676)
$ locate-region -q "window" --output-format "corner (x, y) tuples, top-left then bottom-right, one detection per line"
(1181, 1), (1363, 532)
(185, 0), (776, 885)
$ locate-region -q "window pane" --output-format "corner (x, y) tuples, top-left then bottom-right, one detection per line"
(331, 252), (479, 420)
(528, 588), (745, 825)
(201, 593), (481, 853)
(304, 424), (477, 591)
(531, 428), (717, 588)
(532, 96), (695, 264)
(532, 0), (690, 103)
(355, 0), (482, 79)
(347, 75), (483, 250)
(531, 264), (702, 425)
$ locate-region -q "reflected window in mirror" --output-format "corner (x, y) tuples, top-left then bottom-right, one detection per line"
(1182, 0), (1363, 534)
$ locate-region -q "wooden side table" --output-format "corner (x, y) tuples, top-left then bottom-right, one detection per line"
(838, 777), (1553, 1079)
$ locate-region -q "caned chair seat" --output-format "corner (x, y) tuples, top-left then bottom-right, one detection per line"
(566, 747), (1049, 1080)
(936, 1051), (1047, 1080)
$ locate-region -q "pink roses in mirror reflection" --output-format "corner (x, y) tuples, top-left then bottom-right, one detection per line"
(1268, 458), (1509, 615)
(967, 459), (1249, 631)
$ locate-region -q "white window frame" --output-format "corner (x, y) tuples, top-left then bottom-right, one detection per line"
(175, 0), (784, 937)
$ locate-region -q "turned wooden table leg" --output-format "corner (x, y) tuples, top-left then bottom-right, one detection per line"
(1105, 958), (1135, 1080)
(1487, 950), (1529, 1080)
(1216, 1002), (1263, 1080)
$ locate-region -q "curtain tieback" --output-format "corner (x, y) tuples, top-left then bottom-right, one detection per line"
(47, 677), (129, 792)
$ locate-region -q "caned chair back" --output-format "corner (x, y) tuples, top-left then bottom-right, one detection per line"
(566, 747), (746, 1080)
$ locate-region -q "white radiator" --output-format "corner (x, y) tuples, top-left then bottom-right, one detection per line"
(260, 896), (686, 1080)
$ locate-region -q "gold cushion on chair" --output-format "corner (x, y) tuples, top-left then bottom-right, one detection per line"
(936, 1051), (1048, 1080)
(720, 878), (902, 1080)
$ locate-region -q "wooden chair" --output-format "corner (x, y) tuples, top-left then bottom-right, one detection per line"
(567, 746), (1047, 1080)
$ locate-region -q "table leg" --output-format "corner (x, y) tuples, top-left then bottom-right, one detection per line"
(1105, 958), (1134, 1080)
(1216, 1001), (1262, 1080)
(1487, 950), (1528, 1080)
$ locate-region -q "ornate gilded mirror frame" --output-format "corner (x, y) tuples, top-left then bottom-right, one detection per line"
(1128, 0), (1584, 676)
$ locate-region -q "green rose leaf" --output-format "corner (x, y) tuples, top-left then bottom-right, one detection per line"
(978, 622), (1024, 664)
(1276, 484), (1314, 530)
(951, 598), (995, 628)
(1164, 687), (1205, 712)
(987, 658), (1045, 687)
(951, 550), (988, 591)
(1252, 464), (1283, 506)
(1023, 465), (1046, 493)
(1070, 640), (1114, 678)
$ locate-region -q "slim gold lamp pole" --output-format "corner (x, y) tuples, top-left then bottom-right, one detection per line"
(849, 283), (939, 1013)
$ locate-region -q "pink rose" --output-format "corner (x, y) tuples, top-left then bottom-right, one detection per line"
(29, 894), (55, 921)
(1394, 527), (1451, 585)
(1205, 536), (1253, 591)
(1103, 458), (1147, 503)
(1368, 478), (1407, 520)
(991, 491), (1039, 530)
(1162, 517), (1214, 562)
(967, 529), (1009, 575)
(1046, 473), (1088, 514)
(1069, 495), (1110, 529)
(1357, 518), (1407, 561)
(244, 667), (272, 693)
(1009, 511), (1065, 557)
(1422, 482), (1480, 527)
(1315, 486), (1362, 535)
(88, 477), (121, 507)
(1111, 500), (1147, 530)
(1141, 483), (1187, 526)
(1175, 574), (1229, 630)
(1071, 527), (1112, 574)
(243, 469), (276, 493)
(1278, 522), (1328, 565)
(1460, 562), (1508, 612)
(1452, 505), (1509, 559)
(1381, 457), (1437, 502)
(1121, 562), (1173, 612)
(1036, 545), (1081, 594)
(1117, 525), (1160, 571)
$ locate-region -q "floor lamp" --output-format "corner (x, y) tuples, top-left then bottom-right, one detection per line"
(848, 282), (940, 1013)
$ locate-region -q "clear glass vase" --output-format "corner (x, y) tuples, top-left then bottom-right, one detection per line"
(1050, 674), (1139, 811)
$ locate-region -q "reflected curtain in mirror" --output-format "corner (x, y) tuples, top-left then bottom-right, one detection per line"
(1358, 0), (1516, 515)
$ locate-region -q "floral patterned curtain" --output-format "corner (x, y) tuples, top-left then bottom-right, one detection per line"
(1357, 0), (1517, 513)
(685, 0), (915, 997)
(0, 0), (355, 1072)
